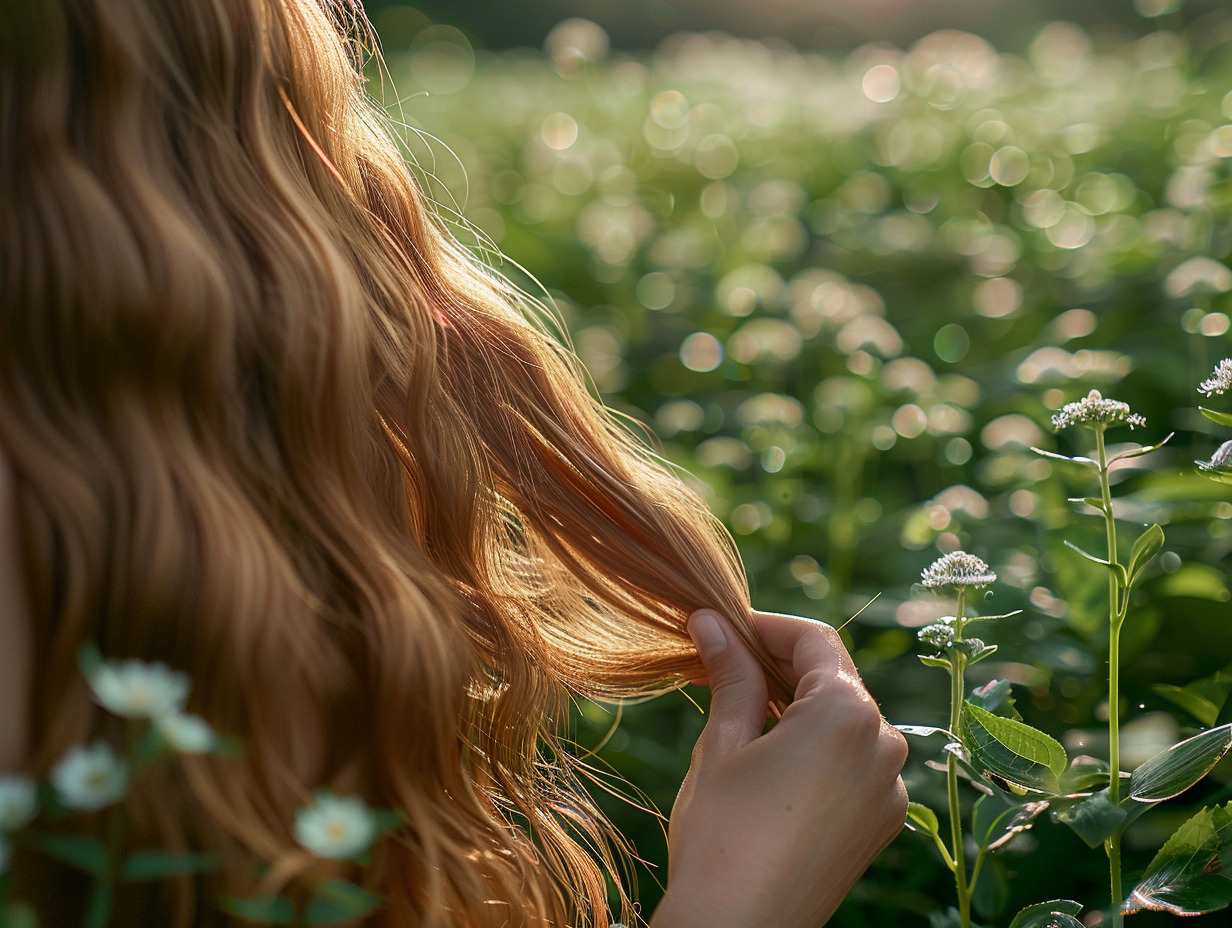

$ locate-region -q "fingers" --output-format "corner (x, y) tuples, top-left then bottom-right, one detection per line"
(749, 611), (860, 698)
(687, 610), (769, 754)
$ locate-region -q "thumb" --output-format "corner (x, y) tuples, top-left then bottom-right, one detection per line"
(688, 610), (769, 754)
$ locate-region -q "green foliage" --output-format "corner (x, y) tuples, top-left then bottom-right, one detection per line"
(1124, 802), (1232, 916)
(960, 703), (1068, 794)
(1007, 900), (1083, 928)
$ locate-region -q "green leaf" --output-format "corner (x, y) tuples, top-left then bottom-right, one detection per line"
(1031, 447), (1097, 466)
(972, 856), (1009, 920)
(305, 880), (383, 925)
(30, 833), (107, 876)
(1152, 683), (1221, 728)
(120, 850), (221, 882)
(965, 609), (1024, 625)
(1130, 724), (1232, 803)
(1067, 497), (1107, 512)
(960, 703), (1067, 794)
(1062, 541), (1128, 586)
(919, 654), (952, 670)
(968, 679), (1020, 720)
(1200, 407), (1232, 428)
(905, 801), (941, 838)
(1007, 900), (1084, 928)
(1052, 789), (1127, 848)
(894, 724), (957, 740)
(1108, 432), (1174, 464)
(1058, 756), (1115, 795)
(1125, 524), (1164, 589)
(1124, 802), (1232, 916)
(222, 896), (296, 925)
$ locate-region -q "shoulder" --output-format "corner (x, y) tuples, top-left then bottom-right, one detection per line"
(0, 442), (33, 772)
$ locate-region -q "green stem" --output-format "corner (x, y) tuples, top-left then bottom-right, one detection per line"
(1096, 427), (1125, 926)
(948, 590), (971, 928)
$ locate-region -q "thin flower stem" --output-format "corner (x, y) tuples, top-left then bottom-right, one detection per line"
(948, 589), (971, 928)
(1095, 427), (1125, 926)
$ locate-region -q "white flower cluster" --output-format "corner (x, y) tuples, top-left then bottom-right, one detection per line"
(295, 792), (379, 860)
(1050, 389), (1146, 432)
(917, 623), (956, 650)
(50, 742), (128, 812)
(921, 551), (996, 590)
(1198, 359), (1232, 397)
(87, 656), (215, 753)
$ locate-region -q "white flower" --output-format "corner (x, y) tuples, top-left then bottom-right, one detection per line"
(294, 793), (378, 860)
(155, 712), (216, 754)
(1199, 359), (1232, 397)
(0, 775), (37, 832)
(88, 658), (190, 719)
(50, 742), (128, 812)
(918, 623), (956, 650)
(1051, 389), (1145, 432)
(922, 551), (996, 590)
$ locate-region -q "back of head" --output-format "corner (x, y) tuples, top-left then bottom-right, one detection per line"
(0, 1), (779, 923)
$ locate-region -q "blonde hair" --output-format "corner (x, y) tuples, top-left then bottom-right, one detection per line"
(0, 0), (787, 924)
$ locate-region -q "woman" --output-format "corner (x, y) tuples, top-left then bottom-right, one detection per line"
(0, 0), (907, 924)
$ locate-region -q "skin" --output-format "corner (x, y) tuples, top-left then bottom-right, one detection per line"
(652, 610), (909, 928)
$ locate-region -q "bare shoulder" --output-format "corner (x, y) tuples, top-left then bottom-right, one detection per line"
(0, 443), (33, 772)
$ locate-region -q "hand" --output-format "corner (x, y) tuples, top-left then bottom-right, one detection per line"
(651, 610), (908, 928)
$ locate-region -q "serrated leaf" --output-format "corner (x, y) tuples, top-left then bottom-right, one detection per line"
(1126, 524), (1164, 589)
(1130, 724), (1232, 803)
(1008, 900), (1084, 928)
(919, 654), (952, 670)
(305, 880), (383, 925)
(31, 833), (107, 876)
(1052, 788), (1127, 848)
(222, 896), (296, 925)
(120, 850), (221, 882)
(1031, 447), (1097, 465)
(1124, 802), (1232, 916)
(960, 703), (1067, 793)
(1152, 683), (1221, 728)
(1200, 407), (1232, 428)
(905, 801), (941, 838)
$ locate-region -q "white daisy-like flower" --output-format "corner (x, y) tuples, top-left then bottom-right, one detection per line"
(921, 552), (996, 590)
(88, 658), (190, 719)
(1051, 390), (1145, 432)
(0, 775), (37, 832)
(294, 792), (378, 860)
(1199, 359), (1232, 397)
(50, 742), (129, 812)
(155, 712), (216, 754)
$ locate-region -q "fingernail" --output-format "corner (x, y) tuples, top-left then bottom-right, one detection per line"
(688, 611), (728, 660)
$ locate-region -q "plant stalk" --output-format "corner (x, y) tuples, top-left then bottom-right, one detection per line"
(1096, 427), (1125, 926)
(948, 590), (971, 928)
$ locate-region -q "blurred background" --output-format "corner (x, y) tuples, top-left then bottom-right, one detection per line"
(362, 0), (1232, 924)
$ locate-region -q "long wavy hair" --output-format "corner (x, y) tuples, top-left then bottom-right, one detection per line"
(0, 0), (787, 924)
